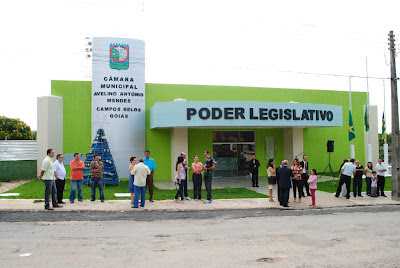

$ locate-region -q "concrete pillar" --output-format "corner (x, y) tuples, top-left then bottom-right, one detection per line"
(364, 105), (379, 167)
(283, 128), (303, 161)
(171, 128), (188, 181)
(37, 96), (63, 176)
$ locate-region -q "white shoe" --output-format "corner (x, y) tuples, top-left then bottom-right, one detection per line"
(184, 196), (192, 200)
(204, 200), (212, 204)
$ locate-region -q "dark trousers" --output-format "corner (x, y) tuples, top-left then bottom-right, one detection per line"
(204, 172), (213, 200)
(353, 177), (362, 197)
(371, 187), (378, 197)
(175, 180), (184, 200)
(43, 180), (57, 209)
(91, 178), (104, 201)
(183, 176), (189, 197)
(193, 173), (202, 199)
(292, 179), (303, 199)
(301, 173), (310, 196)
(146, 173), (154, 200)
(279, 187), (290, 206)
(251, 172), (259, 186)
(365, 177), (372, 195)
(276, 178), (280, 202)
(377, 175), (385, 196)
(335, 175), (351, 198)
(55, 179), (65, 203)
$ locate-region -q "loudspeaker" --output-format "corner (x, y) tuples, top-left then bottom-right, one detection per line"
(327, 140), (334, 153)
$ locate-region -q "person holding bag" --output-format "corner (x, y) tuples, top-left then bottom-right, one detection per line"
(174, 156), (186, 204)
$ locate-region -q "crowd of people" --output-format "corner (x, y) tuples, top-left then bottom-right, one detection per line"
(38, 148), (388, 211)
(335, 157), (387, 199)
(39, 149), (158, 210)
(250, 154), (318, 208)
(170, 151), (216, 204)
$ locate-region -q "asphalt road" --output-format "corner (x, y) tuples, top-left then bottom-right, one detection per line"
(0, 204), (399, 222)
(1, 205), (400, 268)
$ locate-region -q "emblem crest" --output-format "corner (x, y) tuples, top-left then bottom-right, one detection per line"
(109, 43), (129, 70)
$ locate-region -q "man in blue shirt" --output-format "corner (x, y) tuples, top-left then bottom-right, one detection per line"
(203, 150), (216, 204)
(144, 150), (157, 202)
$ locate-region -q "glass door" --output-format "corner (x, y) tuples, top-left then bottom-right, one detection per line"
(213, 131), (255, 177)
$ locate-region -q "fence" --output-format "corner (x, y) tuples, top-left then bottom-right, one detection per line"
(0, 140), (37, 161)
(0, 140), (37, 181)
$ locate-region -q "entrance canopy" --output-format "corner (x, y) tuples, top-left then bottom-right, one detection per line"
(150, 101), (343, 129)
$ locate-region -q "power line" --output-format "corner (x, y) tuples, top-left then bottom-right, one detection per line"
(279, 70), (392, 80)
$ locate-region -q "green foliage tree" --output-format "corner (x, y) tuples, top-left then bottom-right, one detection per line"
(0, 116), (34, 140)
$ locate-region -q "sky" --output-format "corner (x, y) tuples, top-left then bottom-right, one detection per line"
(0, 0), (399, 133)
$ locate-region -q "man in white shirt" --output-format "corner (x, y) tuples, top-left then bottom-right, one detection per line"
(38, 149), (63, 210)
(54, 154), (67, 204)
(335, 158), (356, 199)
(131, 159), (151, 208)
(375, 158), (387, 197)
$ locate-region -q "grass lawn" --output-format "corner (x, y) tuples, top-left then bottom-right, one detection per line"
(318, 177), (392, 193)
(4, 178), (268, 200)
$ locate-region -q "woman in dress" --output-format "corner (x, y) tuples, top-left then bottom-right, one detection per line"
(128, 156), (137, 207)
(267, 159), (277, 202)
(174, 156), (186, 203)
(291, 158), (303, 202)
(307, 169), (318, 208)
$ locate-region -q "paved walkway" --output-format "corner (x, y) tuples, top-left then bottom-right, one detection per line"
(0, 190), (397, 212)
(0, 176), (398, 212)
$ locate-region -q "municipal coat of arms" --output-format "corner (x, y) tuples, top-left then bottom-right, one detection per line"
(109, 43), (129, 70)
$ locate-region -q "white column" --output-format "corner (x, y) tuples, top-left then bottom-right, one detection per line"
(283, 128), (303, 161)
(171, 128), (188, 181)
(364, 105), (379, 166)
(37, 96), (63, 176)
(384, 144), (390, 175)
(350, 144), (355, 159)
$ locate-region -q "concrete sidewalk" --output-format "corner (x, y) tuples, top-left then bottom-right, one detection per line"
(154, 175), (339, 195)
(0, 190), (398, 212)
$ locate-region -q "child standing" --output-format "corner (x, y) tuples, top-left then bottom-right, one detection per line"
(371, 171), (378, 197)
(307, 169), (318, 208)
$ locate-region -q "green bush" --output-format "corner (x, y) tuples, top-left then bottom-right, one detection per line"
(0, 160), (37, 182)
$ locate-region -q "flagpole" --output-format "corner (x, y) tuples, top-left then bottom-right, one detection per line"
(383, 80), (387, 143)
(366, 57), (372, 162)
(383, 79), (389, 174)
(349, 76), (355, 159)
(366, 57), (371, 144)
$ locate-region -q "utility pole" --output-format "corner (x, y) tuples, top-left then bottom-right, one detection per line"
(389, 31), (400, 200)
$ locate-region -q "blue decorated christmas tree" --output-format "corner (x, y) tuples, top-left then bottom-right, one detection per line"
(83, 128), (119, 185)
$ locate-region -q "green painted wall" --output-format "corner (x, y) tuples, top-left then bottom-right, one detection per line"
(51, 81), (92, 154)
(51, 81), (367, 181)
(145, 84), (366, 180)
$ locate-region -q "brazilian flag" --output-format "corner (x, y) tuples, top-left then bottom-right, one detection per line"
(382, 112), (386, 143)
(364, 104), (369, 132)
(349, 110), (356, 141)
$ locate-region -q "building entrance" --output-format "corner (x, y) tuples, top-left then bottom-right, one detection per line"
(213, 131), (255, 177)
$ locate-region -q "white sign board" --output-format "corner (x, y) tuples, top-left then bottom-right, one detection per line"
(92, 37), (145, 178)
